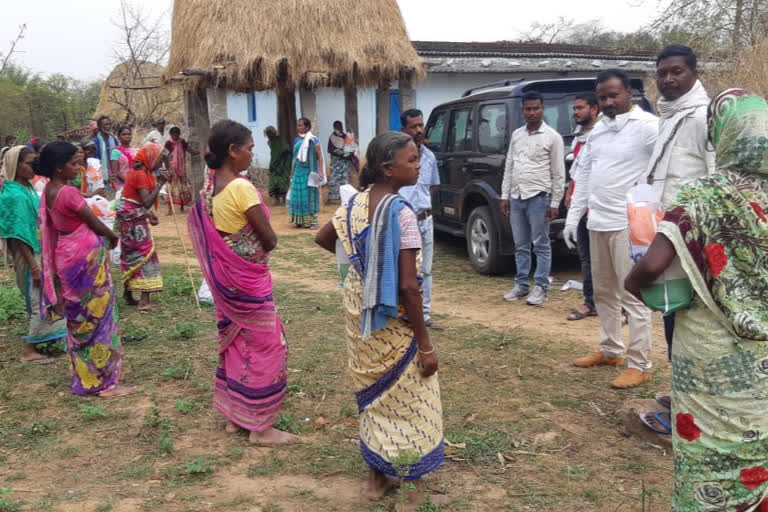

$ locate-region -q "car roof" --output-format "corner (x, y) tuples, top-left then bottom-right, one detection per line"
(435, 77), (646, 110)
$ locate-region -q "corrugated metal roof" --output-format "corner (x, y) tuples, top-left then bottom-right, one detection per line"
(412, 40), (658, 59)
(422, 56), (656, 74)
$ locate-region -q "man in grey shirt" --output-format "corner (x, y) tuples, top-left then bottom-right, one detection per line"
(500, 92), (565, 305)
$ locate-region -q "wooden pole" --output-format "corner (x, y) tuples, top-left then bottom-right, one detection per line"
(376, 82), (391, 135)
(398, 69), (416, 113)
(344, 85), (359, 138)
(165, 183), (201, 311)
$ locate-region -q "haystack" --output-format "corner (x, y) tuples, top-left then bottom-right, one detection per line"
(95, 61), (184, 128)
(166, 0), (424, 92)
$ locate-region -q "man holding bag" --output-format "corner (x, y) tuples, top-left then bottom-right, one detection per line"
(564, 70), (658, 389)
(647, 45), (715, 360)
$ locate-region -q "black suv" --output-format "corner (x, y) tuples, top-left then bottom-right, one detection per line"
(424, 77), (652, 274)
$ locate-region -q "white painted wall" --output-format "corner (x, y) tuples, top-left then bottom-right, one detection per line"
(226, 90), (278, 168)
(226, 70), (620, 165)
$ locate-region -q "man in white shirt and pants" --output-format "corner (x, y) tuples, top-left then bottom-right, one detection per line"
(501, 92), (565, 306)
(565, 70), (658, 389)
(647, 45), (715, 363)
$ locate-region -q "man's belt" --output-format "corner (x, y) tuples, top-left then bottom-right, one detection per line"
(416, 209), (432, 221)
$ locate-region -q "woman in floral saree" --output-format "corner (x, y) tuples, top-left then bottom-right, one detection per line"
(38, 141), (134, 398)
(189, 120), (295, 445)
(116, 143), (168, 310)
(315, 132), (444, 509)
(626, 89), (768, 511)
(0, 146), (67, 362)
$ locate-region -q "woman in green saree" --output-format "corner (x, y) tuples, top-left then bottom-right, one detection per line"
(626, 89), (768, 512)
(264, 126), (291, 205)
(0, 146), (67, 362)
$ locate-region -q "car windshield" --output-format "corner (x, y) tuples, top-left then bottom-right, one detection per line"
(541, 95), (578, 137)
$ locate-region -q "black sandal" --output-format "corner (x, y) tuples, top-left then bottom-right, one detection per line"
(567, 306), (597, 321)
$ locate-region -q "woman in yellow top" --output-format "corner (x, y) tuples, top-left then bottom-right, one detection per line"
(188, 120), (296, 445)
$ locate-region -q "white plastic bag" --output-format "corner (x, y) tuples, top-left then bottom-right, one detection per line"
(627, 184), (692, 313)
(198, 279), (214, 305)
(85, 195), (115, 228)
(111, 246), (121, 266)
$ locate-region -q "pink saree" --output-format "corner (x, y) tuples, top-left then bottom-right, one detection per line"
(39, 184), (122, 395)
(187, 189), (287, 432)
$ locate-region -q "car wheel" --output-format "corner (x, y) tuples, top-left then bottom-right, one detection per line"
(466, 206), (507, 275)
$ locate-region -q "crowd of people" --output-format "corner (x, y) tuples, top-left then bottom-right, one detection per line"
(0, 116), (199, 377)
(0, 41), (767, 510)
(495, 44), (768, 511)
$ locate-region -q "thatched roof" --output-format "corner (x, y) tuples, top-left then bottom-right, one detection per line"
(96, 61), (184, 127)
(166, 0), (424, 92)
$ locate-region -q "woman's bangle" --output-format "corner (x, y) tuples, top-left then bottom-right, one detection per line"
(418, 346), (435, 355)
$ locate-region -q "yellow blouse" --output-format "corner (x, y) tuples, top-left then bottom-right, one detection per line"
(212, 178), (261, 234)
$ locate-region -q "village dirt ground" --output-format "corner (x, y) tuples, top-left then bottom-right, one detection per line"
(0, 199), (673, 512)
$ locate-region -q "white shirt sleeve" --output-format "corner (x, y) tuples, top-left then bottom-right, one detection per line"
(549, 132), (566, 208)
(566, 138), (591, 227)
(501, 134), (515, 200)
(637, 119), (660, 184)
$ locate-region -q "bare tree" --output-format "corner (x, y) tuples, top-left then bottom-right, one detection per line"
(518, 17), (661, 52)
(651, 0), (768, 51)
(0, 24), (27, 76)
(519, 17), (577, 44)
(106, 0), (181, 125)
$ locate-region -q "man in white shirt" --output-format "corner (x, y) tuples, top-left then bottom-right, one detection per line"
(500, 92), (565, 305)
(565, 70), (658, 389)
(647, 45), (715, 361)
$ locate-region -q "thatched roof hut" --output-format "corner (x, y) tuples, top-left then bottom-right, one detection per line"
(166, 0), (424, 92)
(168, 0), (423, 197)
(96, 61), (183, 128)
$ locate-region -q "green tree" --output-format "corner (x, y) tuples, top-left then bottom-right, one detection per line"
(0, 63), (102, 142)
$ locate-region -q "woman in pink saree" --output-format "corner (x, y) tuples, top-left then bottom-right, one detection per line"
(38, 141), (135, 398)
(188, 120), (296, 445)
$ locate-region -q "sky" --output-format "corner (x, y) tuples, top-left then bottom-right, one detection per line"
(0, 0), (660, 81)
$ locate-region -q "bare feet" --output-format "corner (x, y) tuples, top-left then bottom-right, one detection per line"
(365, 469), (400, 501)
(225, 421), (240, 433)
(124, 292), (138, 306)
(248, 427), (298, 445)
(138, 294), (158, 311)
(99, 385), (138, 398)
(20, 353), (56, 365)
(395, 490), (450, 511)
(21, 345), (56, 364)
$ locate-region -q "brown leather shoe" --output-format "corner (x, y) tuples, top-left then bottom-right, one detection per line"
(573, 352), (626, 368)
(611, 368), (652, 389)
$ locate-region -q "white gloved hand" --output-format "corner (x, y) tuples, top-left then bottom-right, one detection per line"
(563, 223), (578, 251)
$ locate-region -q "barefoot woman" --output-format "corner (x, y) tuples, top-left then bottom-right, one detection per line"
(116, 143), (168, 310)
(315, 132), (444, 506)
(0, 146), (67, 363)
(188, 120), (296, 445)
(38, 142), (135, 398)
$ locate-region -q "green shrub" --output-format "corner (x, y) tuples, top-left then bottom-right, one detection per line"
(174, 322), (199, 340)
(0, 287), (25, 323)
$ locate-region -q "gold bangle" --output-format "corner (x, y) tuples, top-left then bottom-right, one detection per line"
(418, 347), (435, 355)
